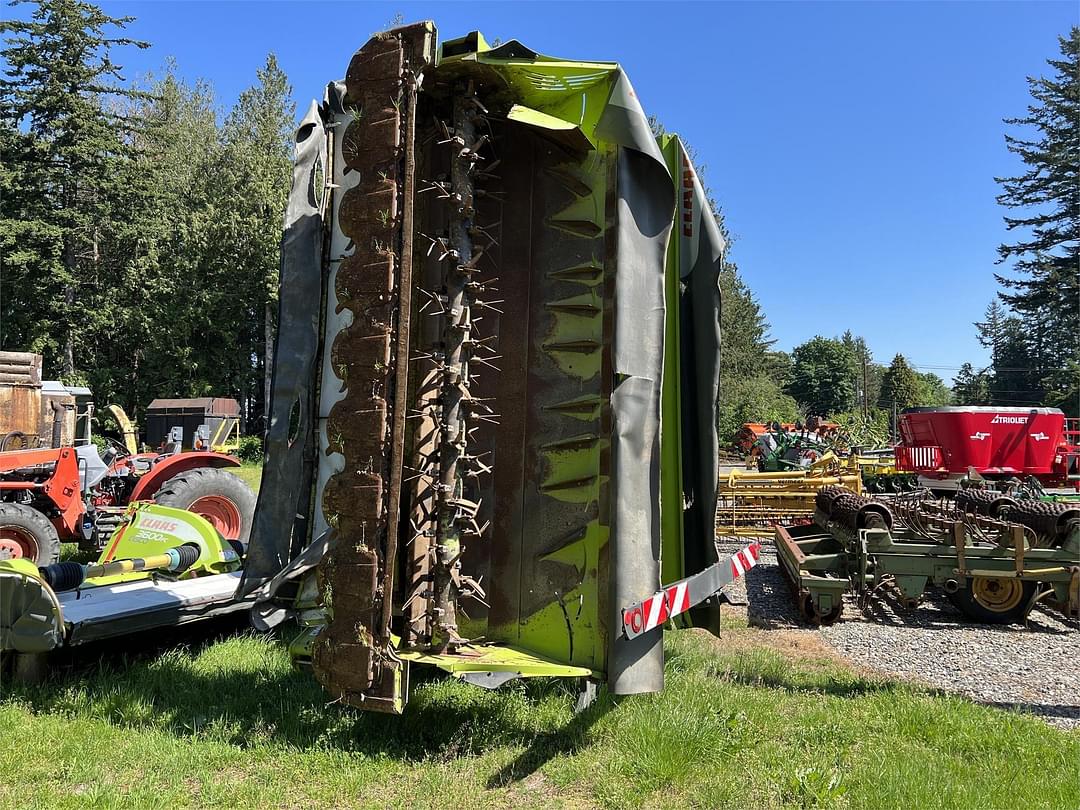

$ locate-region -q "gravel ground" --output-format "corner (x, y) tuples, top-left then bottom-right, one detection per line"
(716, 536), (1080, 729)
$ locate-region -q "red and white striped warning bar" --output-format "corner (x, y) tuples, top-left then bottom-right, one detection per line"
(622, 542), (762, 640)
(729, 543), (760, 579)
(622, 581), (691, 640)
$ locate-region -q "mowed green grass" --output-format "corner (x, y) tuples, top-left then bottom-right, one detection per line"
(1, 619), (1076, 810)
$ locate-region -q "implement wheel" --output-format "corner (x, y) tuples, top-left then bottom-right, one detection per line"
(153, 467), (255, 548)
(799, 592), (843, 626)
(0, 503), (60, 565)
(948, 576), (1036, 624)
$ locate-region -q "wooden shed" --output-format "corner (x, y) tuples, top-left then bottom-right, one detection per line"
(145, 397), (241, 452)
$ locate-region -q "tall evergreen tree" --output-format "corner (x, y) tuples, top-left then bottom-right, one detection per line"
(105, 66), (222, 414)
(718, 265), (772, 378)
(992, 317), (1044, 406)
(993, 28), (1079, 415)
(975, 301), (1045, 405)
(975, 300), (1009, 355)
(840, 330), (882, 415)
(0, 0), (149, 379)
(878, 354), (922, 412)
(219, 53), (294, 427)
(952, 363), (991, 405)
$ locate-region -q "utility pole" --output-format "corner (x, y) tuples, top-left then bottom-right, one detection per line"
(862, 351), (869, 421)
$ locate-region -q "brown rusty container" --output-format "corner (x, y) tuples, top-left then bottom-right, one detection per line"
(0, 352), (44, 448)
(0, 352), (83, 448)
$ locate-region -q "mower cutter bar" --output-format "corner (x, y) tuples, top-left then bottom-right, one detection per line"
(622, 543), (762, 639)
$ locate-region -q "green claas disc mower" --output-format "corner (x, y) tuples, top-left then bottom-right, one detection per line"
(2, 22), (757, 713)
(0, 502), (249, 680)
(238, 22), (758, 713)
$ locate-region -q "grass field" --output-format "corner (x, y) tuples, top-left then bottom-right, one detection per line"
(13, 464), (1079, 807)
(2, 616), (1077, 810)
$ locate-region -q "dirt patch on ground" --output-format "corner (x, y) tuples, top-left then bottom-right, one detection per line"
(686, 622), (837, 663)
(683, 617), (880, 680)
(502, 771), (597, 809)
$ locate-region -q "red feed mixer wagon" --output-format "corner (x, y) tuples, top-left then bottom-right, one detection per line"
(895, 406), (1080, 489)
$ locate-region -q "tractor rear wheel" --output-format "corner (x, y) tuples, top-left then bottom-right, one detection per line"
(947, 576), (1037, 624)
(154, 468), (255, 549)
(0, 503), (61, 565)
(0, 431), (29, 451)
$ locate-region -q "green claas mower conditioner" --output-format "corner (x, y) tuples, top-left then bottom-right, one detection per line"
(241, 22), (755, 713)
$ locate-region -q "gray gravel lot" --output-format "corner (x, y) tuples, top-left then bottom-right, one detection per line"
(717, 536), (1080, 729)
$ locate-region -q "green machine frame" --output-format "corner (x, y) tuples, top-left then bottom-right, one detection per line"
(776, 492), (1080, 625)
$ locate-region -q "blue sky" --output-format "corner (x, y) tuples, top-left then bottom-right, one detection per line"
(87, 2), (1079, 377)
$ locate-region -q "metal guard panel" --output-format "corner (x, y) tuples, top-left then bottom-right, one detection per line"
(399, 643), (595, 679)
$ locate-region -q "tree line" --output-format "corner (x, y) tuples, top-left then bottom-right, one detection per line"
(2, 2), (1072, 445)
(716, 330), (950, 445)
(0, 0), (293, 430)
(953, 29), (1078, 417)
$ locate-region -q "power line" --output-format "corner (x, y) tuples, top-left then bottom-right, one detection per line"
(909, 362), (1072, 373)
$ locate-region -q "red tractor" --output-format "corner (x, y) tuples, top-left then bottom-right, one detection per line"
(0, 444), (255, 566)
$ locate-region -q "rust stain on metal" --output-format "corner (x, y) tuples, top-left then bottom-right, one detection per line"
(313, 27), (433, 710)
(0, 386), (43, 440)
(379, 67), (419, 636)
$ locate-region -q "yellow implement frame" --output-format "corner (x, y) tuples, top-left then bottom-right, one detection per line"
(716, 456), (863, 538)
(105, 404), (139, 455)
(209, 418), (241, 454)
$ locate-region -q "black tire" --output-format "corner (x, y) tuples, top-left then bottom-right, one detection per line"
(0, 503), (60, 565)
(799, 592), (843, 626)
(153, 467), (256, 549)
(0, 431), (29, 451)
(947, 577), (1037, 624)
